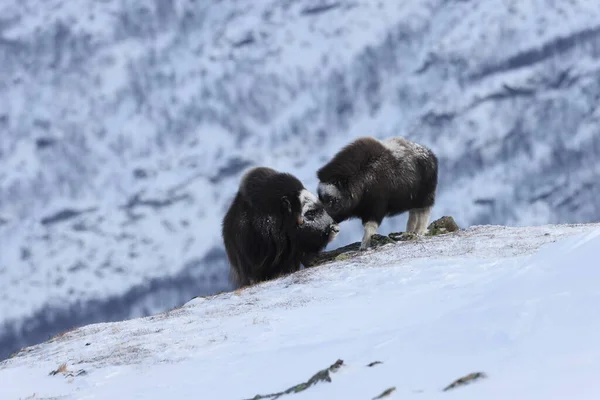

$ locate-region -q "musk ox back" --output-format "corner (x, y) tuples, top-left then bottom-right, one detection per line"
(222, 166), (339, 288)
(316, 136), (438, 250)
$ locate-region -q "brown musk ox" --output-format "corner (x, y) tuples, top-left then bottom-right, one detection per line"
(316, 136), (438, 250)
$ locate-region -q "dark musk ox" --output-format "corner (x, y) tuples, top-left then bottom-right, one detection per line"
(316, 136), (438, 251)
(222, 166), (340, 288)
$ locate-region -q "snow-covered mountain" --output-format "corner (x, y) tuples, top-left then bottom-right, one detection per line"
(1, 0), (600, 360)
(2, 223), (600, 399)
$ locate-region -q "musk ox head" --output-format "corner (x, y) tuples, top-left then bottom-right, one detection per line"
(316, 181), (357, 224)
(238, 166), (306, 230)
(297, 189), (340, 251)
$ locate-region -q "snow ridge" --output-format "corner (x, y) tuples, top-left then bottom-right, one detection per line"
(1, 223), (600, 399)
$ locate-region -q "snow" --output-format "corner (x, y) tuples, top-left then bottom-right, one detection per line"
(2, 223), (600, 399)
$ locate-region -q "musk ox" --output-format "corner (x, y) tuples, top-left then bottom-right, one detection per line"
(316, 136), (438, 251)
(222, 166), (340, 288)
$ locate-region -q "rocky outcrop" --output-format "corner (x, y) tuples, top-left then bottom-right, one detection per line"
(305, 216), (460, 267)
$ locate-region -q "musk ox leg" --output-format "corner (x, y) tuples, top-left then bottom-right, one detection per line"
(406, 207), (432, 235)
(415, 206), (432, 235)
(360, 220), (379, 251)
(406, 209), (419, 233)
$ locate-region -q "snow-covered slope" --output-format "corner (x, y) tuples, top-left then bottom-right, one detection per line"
(2, 223), (600, 399)
(2, 0), (600, 360)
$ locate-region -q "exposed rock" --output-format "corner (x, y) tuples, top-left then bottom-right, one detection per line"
(369, 233), (397, 247)
(244, 359), (344, 400)
(304, 233), (395, 267)
(442, 371), (487, 392)
(389, 232), (418, 241)
(306, 216), (460, 267)
(372, 387), (396, 399)
(426, 216), (459, 236)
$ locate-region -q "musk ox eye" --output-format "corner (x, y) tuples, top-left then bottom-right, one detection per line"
(304, 209), (319, 221)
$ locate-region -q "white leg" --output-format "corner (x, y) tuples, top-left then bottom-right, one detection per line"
(360, 221), (379, 251)
(415, 206), (432, 234)
(406, 209), (418, 232)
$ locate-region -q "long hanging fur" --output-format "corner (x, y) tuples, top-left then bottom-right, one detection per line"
(316, 136), (438, 250)
(222, 166), (340, 288)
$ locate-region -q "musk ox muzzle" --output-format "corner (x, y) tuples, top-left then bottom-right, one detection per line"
(298, 189), (340, 245)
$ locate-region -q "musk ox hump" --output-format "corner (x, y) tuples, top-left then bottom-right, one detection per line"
(379, 136), (435, 162)
(316, 136), (387, 183)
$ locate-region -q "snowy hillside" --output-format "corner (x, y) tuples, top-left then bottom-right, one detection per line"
(2, 0), (600, 360)
(2, 223), (600, 400)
